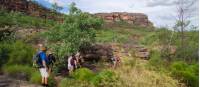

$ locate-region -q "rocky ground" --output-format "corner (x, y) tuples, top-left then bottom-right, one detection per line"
(0, 75), (42, 87)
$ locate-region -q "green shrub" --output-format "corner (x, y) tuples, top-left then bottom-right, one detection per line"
(59, 78), (92, 87)
(30, 71), (41, 84)
(170, 61), (199, 87)
(91, 70), (118, 86)
(0, 43), (12, 68)
(3, 65), (33, 80)
(72, 68), (95, 81)
(48, 75), (56, 87)
(7, 41), (35, 65)
(148, 50), (164, 70)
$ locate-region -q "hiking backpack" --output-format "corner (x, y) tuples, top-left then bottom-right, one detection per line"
(32, 52), (42, 68)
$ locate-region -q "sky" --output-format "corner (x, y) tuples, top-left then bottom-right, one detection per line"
(35, 0), (199, 28)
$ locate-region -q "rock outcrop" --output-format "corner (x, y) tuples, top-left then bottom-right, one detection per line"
(95, 12), (153, 27)
(0, 0), (63, 21)
(80, 44), (113, 62)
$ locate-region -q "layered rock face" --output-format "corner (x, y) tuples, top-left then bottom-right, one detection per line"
(0, 0), (62, 21)
(95, 12), (153, 27)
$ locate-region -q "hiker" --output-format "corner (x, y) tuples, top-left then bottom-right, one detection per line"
(75, 52), (82, 68)
(111, 52), (121, 69)
(47, 51), (56, 74)
(68, 53), (77, 74)
(35, 46), (49, 86)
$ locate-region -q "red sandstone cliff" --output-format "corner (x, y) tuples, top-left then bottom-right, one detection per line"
(0, 0), (63, 21)
(95, 12), (153, 27)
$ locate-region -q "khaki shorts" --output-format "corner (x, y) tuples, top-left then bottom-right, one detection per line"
(39, 68), (49, 78)
(68, 65), (74, 71)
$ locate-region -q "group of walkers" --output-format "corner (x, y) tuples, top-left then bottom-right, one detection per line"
(33, 44), (121, 87)
(33, 44), (83, 87)
(67, 52), (83, 75)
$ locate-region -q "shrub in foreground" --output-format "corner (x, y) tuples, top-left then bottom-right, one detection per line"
(170, 61), (199, 87)
(91, 70), (118, 86)
(72, 68), (95, 81)
(30, 71), (41, 84)
(59, 78), (92, 87)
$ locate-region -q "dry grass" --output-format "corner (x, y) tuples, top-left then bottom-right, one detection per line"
(112, 52), (181, 87)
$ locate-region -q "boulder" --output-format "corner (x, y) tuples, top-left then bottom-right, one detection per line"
(80, 44), (113, 62)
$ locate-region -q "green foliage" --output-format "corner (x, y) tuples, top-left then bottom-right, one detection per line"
(91, 70), (118, 86)
(142, 27), (198, 63)
(0, 40), (35, 69)
(48, 75), (56, 87)
(3, 65), (32, 80)
(148, 50), (164, 70)
(30, 71), (41, 84)
(175, 31), (199, 62)
(59, 78), (92, 87)
(0, 10), (55, 28)
(45, 3), (102, 58)
(141, 32), (157, 45)
(95, 29), (129, 43)
(170, 61), (199, 87)
(7, 41), (35, 65)
(0, 43), (12, 68)
(59, 69), (118, 87)
(72, 68), (95, 81)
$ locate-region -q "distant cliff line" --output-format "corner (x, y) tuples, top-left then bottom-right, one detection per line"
(95, 12), (153, 27)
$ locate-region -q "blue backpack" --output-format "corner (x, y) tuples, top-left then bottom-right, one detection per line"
(32, 52), (43, 68)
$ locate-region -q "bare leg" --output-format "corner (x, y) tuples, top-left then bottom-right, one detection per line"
(45, 78), (48, 85)
(42, 77), (45, 85)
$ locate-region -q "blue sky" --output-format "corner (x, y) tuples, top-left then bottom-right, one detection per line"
(35, 0), (199, 28)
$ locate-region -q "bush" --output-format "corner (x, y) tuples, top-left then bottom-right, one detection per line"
(59, 78), (92, 87)
(72, 68), (95, 81)
(7, 41), (35, 65)
(170, 61), (199, 87)
(0, 43), (12, 68)
(30, 71), (41, 84)
(48, 75), (56, 87)
(148, 50), (164, 70)
(91, 70), (118, 86)
(3, 65), (33, 80)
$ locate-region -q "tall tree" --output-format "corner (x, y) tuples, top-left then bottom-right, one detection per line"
(174, 0), (197, 48)
(173, 0), (198, 61)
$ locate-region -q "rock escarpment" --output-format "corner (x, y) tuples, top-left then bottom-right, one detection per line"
(95, 12), (153, 27)
(0, 0), (62, 21)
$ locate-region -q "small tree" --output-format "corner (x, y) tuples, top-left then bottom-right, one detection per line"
(174, 0), (196, 48)
(45, 2), (102, 63)
(173, 0), (197, 61)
